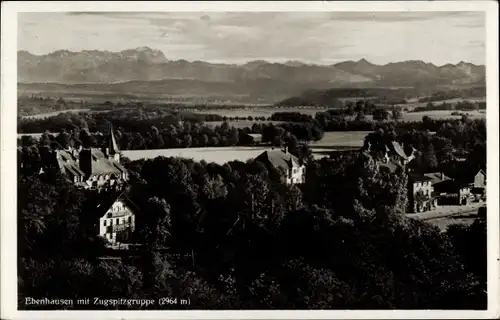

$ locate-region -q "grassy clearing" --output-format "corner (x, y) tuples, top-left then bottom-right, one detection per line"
(122, 147), (273, 164)
(311, 131), (369, 148)
(402, 110), (485, 121)
(204, 120), (285, 128)
(121, 131), (370, 163)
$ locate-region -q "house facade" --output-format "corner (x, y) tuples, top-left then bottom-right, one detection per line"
(97, 194), (137, 245)
(434, 179), (472, 205)
(408, 174), (437, 213)
(472, 169), (486, 195)
(255, 148), (306, 185)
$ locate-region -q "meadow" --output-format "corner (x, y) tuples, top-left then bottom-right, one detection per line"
(401, 110), (485, 121)
(20, 108), (91, 119)
(122, 146), (272, 164)
(120, 131), (369, 163)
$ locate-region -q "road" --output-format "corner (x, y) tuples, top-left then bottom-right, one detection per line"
(406, 202), (485, 232)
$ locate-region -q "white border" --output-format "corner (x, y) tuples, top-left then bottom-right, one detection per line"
(1, 1), (499, 319)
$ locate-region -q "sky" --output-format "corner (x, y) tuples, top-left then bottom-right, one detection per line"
(18, 11), (485, 66)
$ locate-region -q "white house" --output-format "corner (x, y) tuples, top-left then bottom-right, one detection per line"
(255, 148), (306, 185)
(96, 194), (138, 245)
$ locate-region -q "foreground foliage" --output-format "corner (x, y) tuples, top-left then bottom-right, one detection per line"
(18, 152), (486, 309)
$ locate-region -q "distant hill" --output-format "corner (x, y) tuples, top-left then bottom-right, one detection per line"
(18, 47), (485, 86)
(18, 47), (486, 103)
(276, 86), (487, 108)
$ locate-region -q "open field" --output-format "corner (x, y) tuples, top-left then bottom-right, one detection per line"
(122, 147), (274, 164)
(21, 108), (91, 119)
(204, 120), (285, 128)
(18, 132), (53, 139)
(402, 110), (485, 121)
(311, 131), (369, 148)
(407, 202), (484, 232)
(121, 131), (369, 163)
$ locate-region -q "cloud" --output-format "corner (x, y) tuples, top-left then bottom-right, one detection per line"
(327, 11), (482, 22)
(19, 12), (486, 65)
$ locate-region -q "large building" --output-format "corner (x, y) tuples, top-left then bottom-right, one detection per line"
(42, 124), (129, 190)
(255, 148), (306, 185)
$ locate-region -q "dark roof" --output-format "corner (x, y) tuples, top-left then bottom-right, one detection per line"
(423, 172), (451, 184)
(389, 141), (408, 159)
(90, 149), (126, 176)
(255, 150), (300, 172)
(246, 133), (263, 142)
(409, 173), (434, 182)
(55, 148), (126, 178)
(94, 192), (141, 219)
(433, 179), (470, 192)
(56, 150), (85, 177)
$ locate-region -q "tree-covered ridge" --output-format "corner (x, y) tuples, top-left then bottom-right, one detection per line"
(18, 149), (487, 309)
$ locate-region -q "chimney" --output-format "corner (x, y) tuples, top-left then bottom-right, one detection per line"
(79, 149), (92, 178)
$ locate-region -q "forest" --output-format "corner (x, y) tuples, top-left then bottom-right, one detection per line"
(18, 148), (487, 309)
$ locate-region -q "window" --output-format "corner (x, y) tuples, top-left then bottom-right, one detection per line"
(128, 216), (132, 223)
(116, 218), (119, 225)
(103, 220), (106, 227)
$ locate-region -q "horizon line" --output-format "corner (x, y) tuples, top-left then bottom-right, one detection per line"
(17, 48), (485, 68)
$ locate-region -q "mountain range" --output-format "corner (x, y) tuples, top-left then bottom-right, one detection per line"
(18, 47), (486, 103)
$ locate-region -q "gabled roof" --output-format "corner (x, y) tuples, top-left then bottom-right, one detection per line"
(389, 141), (408, 160)
(108, 123), (120, 154)
(88, 148), (126, 176)
(409, 173), (434, 182)
(95, 192), (141, 219)
(247, 133), (263, 139)
(255, 150), (300, 172)
(423, 172), (451, 184)
(376, 160), (399, 173)
(453, 167), (485, 184)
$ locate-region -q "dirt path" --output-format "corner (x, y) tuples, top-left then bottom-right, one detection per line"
(406, 202), (484, 221)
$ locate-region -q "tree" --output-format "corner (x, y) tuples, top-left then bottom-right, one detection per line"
(140, 197), (172, 248)
(373, 109), (390, 121)
(422, 143), (438, 170)
(392, 108), (402, 120)
(183, 134), (193, 148)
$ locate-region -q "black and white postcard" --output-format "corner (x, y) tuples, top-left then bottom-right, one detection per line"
(1, 1), (499, 319)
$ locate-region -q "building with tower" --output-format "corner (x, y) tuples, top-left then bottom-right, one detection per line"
(41, 123), (129, 191)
